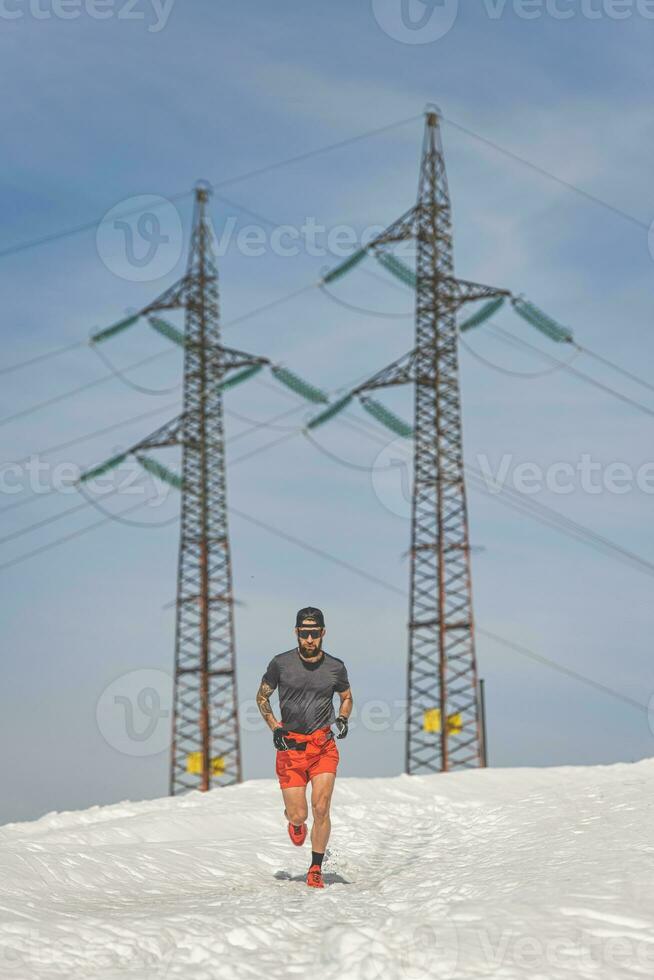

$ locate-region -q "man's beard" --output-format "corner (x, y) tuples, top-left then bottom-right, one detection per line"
(299, 639), (323, 659)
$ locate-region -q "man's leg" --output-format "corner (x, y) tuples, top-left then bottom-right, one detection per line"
(309, 772), (336, 853)
(281, 785), (308, 827)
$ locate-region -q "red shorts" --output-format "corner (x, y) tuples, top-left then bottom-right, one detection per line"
(275, 726), (340, 789)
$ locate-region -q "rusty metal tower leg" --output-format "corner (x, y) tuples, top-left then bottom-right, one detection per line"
(407, 112), (483, 773)
(169, 184), (242, 793)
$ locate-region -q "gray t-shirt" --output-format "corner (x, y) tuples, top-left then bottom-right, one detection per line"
(262, 648), (350, 735)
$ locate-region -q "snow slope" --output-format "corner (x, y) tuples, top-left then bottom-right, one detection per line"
(0, 760), (652, 979)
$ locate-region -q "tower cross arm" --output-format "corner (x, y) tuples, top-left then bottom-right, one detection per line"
(209, 346), (271, 372)
(128, 413), (185, 451)
(353, 350), (416, 395)
(447, 277), (512, 309)
(141, 277), (189, 316)
(366, 205), (417, 250)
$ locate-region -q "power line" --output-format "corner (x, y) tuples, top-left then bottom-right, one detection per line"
(0, 496), (151, 573)
(0, 277), (319, 429)
(217, 193), (654, 424)
(0, 113), (422, 264)
(579, 345), (654, 397)
(318, 281), (412, 319)
(89, 341), (181, 397)
(0, 497), (91, 549)
(3, 110), (642, 272)
(489, 324), (654, 419)
(0, 402), (180, 521)
(228, 507), (648, 717)
(1, 400), (180, 473)
(442, 114), (647, 231)
(0, 387), (645, 718)
(0, 368), (364, 549)
(0, 348), (172, 429)
(460, 326), (584, 380)
(0, 339), (88, 379)
(228, 377), (654, 590)
(477, 628), (648, 715)
(6, 439), (642, 718)
(305, 410), (654, 585)
(0, 113), (423, 380)
(5, 107), (650, 399)
(464, 466), (654, 581)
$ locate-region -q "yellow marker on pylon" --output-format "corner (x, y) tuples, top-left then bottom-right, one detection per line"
(186, 752), (226, 775)
(423, 708), (463, 735)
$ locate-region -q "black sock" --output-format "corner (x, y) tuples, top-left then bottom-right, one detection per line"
(293, 824), (303, 832)
(311, 851), (324, 868)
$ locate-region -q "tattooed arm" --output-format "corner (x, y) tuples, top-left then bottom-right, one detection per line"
(256, 680), (282, 731)
(337, 687), (353, 720)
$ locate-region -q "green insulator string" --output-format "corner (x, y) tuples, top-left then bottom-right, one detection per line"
(149, 317), (185, 347)
(460, 297), (505, 333)
(306, 394), (354, 430)
(359, 397), (413, 438)
(218, 364), (265, 392)
(322, 247), (368, 284)
(271, 366), (329, 404)
(78, 452), (128, 483)
(375, 252), (417, 289)
(512, 298), (574, 344)
(136, 454), (183, 490)
(90, 314), (141, 345)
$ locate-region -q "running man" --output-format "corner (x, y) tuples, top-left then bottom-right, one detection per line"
(256, 607), (353, 889)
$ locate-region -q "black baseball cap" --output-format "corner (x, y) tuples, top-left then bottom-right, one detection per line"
(295, 606), (325, 628)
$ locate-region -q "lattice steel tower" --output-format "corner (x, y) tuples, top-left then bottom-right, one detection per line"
(406, 112), (484, 773)
(82, 183), (270, 793)
(167, 185), (237, 793)
(330, 110), (509, 772)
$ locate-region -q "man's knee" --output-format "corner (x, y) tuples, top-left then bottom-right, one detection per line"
(286, 801), (308, 824)
(311, 797), (331, 822)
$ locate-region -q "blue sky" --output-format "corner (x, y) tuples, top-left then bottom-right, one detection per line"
(2, 0), (654, 823)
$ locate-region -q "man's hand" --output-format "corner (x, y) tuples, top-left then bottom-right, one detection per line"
(335, 716), (348, 739)
(273, 726), (292, 751)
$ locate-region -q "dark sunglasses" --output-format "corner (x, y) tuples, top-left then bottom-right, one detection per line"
(297, 628), (322, 639)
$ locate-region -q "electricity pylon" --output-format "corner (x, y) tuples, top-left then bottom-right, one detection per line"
(81, 183), (270, 793)
(165, 185), (262, 794)
(311, 109), (509, 773)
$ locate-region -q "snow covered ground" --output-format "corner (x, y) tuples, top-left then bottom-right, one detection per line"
(0, 759), (652, 979)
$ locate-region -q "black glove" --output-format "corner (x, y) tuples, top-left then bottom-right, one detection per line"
(273, 727), (291, 751)
(335, 716), (348, 739)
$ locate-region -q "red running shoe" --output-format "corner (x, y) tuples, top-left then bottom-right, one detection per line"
(287, 821), (307, 846)
(307, 864), (324, 888)
(284, 809), (307, 846)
